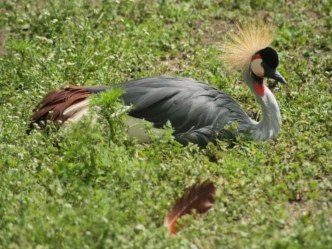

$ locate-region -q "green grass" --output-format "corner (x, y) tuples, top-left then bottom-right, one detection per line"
(0, 0), (331, 248)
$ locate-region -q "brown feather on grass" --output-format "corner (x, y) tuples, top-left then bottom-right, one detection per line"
(164, 180), (216, 234)
(29, 86), (90, 131)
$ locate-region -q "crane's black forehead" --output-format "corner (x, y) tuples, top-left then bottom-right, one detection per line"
(257, 47), (279, 69)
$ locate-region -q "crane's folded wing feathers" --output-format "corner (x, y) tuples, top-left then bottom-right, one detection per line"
(30, 76), (252, 146)
(120, 77), (248, 133)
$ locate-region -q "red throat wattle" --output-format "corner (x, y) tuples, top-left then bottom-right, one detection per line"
(254, 81), (266, 96)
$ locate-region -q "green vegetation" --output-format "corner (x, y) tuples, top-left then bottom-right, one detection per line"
(0, 0), (331, 248)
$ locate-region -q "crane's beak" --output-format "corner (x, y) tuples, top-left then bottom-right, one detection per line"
(271, 70), (286, 84)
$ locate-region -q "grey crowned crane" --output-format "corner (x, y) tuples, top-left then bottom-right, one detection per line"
(29, 25), (286, 147)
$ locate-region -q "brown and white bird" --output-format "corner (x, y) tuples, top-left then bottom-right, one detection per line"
(29, 24), (286, 147)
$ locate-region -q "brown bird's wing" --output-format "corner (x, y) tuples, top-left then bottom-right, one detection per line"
(29, 86), (90, 130)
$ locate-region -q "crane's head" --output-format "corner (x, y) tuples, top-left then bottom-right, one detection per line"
(249, 46), (286, 96)
(221, 23), (286, 95)
(250, 47), (286, 84)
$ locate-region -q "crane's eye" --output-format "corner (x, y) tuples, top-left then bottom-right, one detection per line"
(251, 56), (264, 77)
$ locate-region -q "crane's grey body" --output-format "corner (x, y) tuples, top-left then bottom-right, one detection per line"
(30, 28), (285, 146)
(87, 76), (258, 146)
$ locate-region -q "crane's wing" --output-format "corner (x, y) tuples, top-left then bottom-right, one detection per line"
(114, 76), (250, 145)
(30, 76), (250, 146)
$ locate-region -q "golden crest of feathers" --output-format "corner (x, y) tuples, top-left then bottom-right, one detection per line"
(221, 23), (275, 72)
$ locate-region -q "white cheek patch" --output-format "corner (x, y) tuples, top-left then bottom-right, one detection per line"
(251, 58), (264, 77)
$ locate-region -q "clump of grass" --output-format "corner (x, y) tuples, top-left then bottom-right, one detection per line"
(90, 88), (129, 143)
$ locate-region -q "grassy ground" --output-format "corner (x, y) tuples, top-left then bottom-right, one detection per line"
(0, 0), (331, 248)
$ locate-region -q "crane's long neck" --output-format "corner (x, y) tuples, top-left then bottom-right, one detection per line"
(244, 69), (281, 140)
